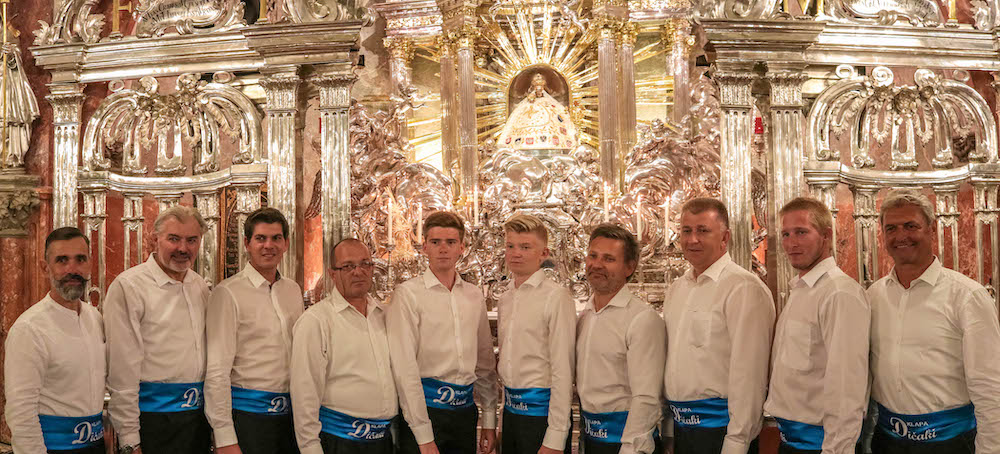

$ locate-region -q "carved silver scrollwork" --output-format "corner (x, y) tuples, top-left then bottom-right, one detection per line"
(278, 0), (354, 23)
(824, 0), (945, 26)
(693, 0), (779, 19)
(807, 65), (997, 171)
(81, 74), (262, 175)
(33, 0), (104, 45)
(133, 0), (246, 38)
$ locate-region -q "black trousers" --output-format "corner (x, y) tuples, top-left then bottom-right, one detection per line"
(397, 405), (479, 454)
(320, 431), (394, 454)
(672, 424), (760, 454)
(232, 409), (299, 454)
(777, 440), (865, 454)
(499, 409), (572, 454)
(138, 409), (212, 454)
(581, 433), (663, 454)
(49, 439), (106, 454)
(871, 427), (976, 454)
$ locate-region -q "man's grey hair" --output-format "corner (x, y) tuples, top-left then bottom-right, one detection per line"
(153, 205), (208, 234)
(879, 189), (936, 227)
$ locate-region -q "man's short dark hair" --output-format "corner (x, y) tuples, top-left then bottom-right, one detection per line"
(244, 207), (289, 240)
(589, 223), (639, 264)
(681, 197), (730, 230)
(45, 227), (90, 259)
(423, 211), (466, 241)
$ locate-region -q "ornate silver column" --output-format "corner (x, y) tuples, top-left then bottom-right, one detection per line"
(260, 70), (303, 281)
(972, 181), (1000, 299)
(851, 184), (880, 288)
(440, 35), (459, 184)
(714, 63), (757, 270)
(155, 194), (181, 213)
(454, 26), (479, 203)
(809, 181), (840, 257)
(233, 184), (262, 267)
(312, 73), (356, 273)
(618, 22), (638, 159)
(80, 189), (106, 304)
(194, 190), (221, 286)
(665, 19), (691, 124)
(384, 36), (416, 153)
(765, 64), (807, 306)
(47, 85), (85, 228)
(597, 17), (621, 190)
(122, 192), (144, 270)
(933, 184), (960, 270)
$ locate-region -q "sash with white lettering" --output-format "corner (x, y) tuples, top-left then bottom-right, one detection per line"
(38, 413), (104, 451)
(581, 410), (629, 444)
(318, 406), (392, 442)
(504, 387), (551, 417)
(877, 402), (976, 443)
(775, 417), (824, 451)
(231, 386), (291, 415)
(668, 397), (730, 429)
(138, 381), (205, 413)
(421, 377), (474, 410)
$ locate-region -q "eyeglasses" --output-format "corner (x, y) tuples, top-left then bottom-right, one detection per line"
(333, 261), (375, 272)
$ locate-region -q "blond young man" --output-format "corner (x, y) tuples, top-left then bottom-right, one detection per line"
(497, 214), (575, 454)
(386, 211), (499, 454)
(765, 197), (869, 454)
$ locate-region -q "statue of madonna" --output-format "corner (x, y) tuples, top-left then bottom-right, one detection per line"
(497, 73), (578, 151)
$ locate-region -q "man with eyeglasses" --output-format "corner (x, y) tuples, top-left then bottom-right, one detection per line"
(291, 238), (398, 454)
(205, 208), (304, 454)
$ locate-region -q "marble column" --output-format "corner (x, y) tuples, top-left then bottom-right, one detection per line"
(260, 71), (303, 281)
(47, 86), (85, 228)
(384, 36), (416, 154)
(194, 190), (221, 287)
(597, 17), (621, 191)
(765, 65), (807, 307)
(851, 184), (880, 288)
(618, 22), (638, 159)
(454, 26), (479, 204)
(440, 35), (459, 184)
(714, 63), (757, 270)
(312, 74), (356, 274)
(972, 182), (1000, 301)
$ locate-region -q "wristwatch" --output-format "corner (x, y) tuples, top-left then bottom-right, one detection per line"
(119, 444), (139, 454)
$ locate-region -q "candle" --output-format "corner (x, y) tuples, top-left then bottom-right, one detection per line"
(473, 185), (480, 226)
(388, 197), (394, 245)
(636, 194), (643, 242)
(416, 202), (423, 243)
(603, 182), (610, 223)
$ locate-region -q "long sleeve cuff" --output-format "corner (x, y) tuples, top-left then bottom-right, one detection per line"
(213, 426), (239, 449)
(412, 422), (436, 445)
(720, 439), (750, 454)
(299, 443), (324, 454)
(542, 427), (569, 450)
(117, 431), (141, 447)
(480, 407), (497, 429)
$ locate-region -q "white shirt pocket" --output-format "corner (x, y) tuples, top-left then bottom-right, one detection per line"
(780, 319), (812, 371)
(688, 311), (712, 349)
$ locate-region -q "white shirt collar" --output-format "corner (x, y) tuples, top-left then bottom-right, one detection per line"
(586, 285), (633, 312)
(145, 254), (193, 287)
(241, 263), (279, 289)
(791, 256), (837, 289)
(888, 257), (943, 288)
(685, 252), (732, 283)
(422, 268), (466, 290)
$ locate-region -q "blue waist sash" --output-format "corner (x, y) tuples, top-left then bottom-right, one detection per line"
(38, 413), (103, 451)
(582, 410), (629, 444)
(504, 387), (551, 417)
(318, 406), (392, 442)
(231, 386), (291, 415)
(421, 377), (474, 410)
(668, 397), (730, 429)
(775, 417), (824, 451)
(877, 402), (976, 442)
(138, 381), (204, 413)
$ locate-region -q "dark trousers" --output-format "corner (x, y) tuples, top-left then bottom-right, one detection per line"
(49, 439), (106, 454)
(138, 409), (212, 454)
(777, 440), (865, 454)
(499, 409), (571, 454)
(320, 431), (394, 454)
(233, 409), (299, 454)
(581, 433), (663, 454)
(672, 424), (759, 454)
(397, 406), (479, 454)
(871, 427), (976, 454)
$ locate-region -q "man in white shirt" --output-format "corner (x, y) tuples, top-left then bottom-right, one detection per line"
(387, 211), (499, 454)
(764, 197), (870, 454)
(664, 198), (774, 454)
(577, 223), (666, 454)
(867, 189), (1000, 454)
(105, 206), (212, 454)
(290, 238), (398, 454)
(497, 214), (575, 454)
(4, 227), (105, 454)
(206, 207), (305, 454)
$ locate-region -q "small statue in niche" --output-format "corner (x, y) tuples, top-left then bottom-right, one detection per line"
(498, 72), (578, 151)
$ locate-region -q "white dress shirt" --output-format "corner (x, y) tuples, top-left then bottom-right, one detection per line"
(290, 289), (397, 454)
(104, 254), (210, 447)
(764, 257), (870, 454)
(497, 269), (576, 449)
(576, 286), (667, 454)
(205, 265), (305, 447)
(4, 295), (106, 454)
(385, 269), (500, 445)
(868, 258), (1000, 452)
(663, 253), (775, 454)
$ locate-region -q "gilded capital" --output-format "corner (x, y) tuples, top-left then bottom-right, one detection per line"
(0, 181), (40, 238)
(452, 25), (479, 49)
(384, 36), (416, 63)
(619, 21), (639, 46)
